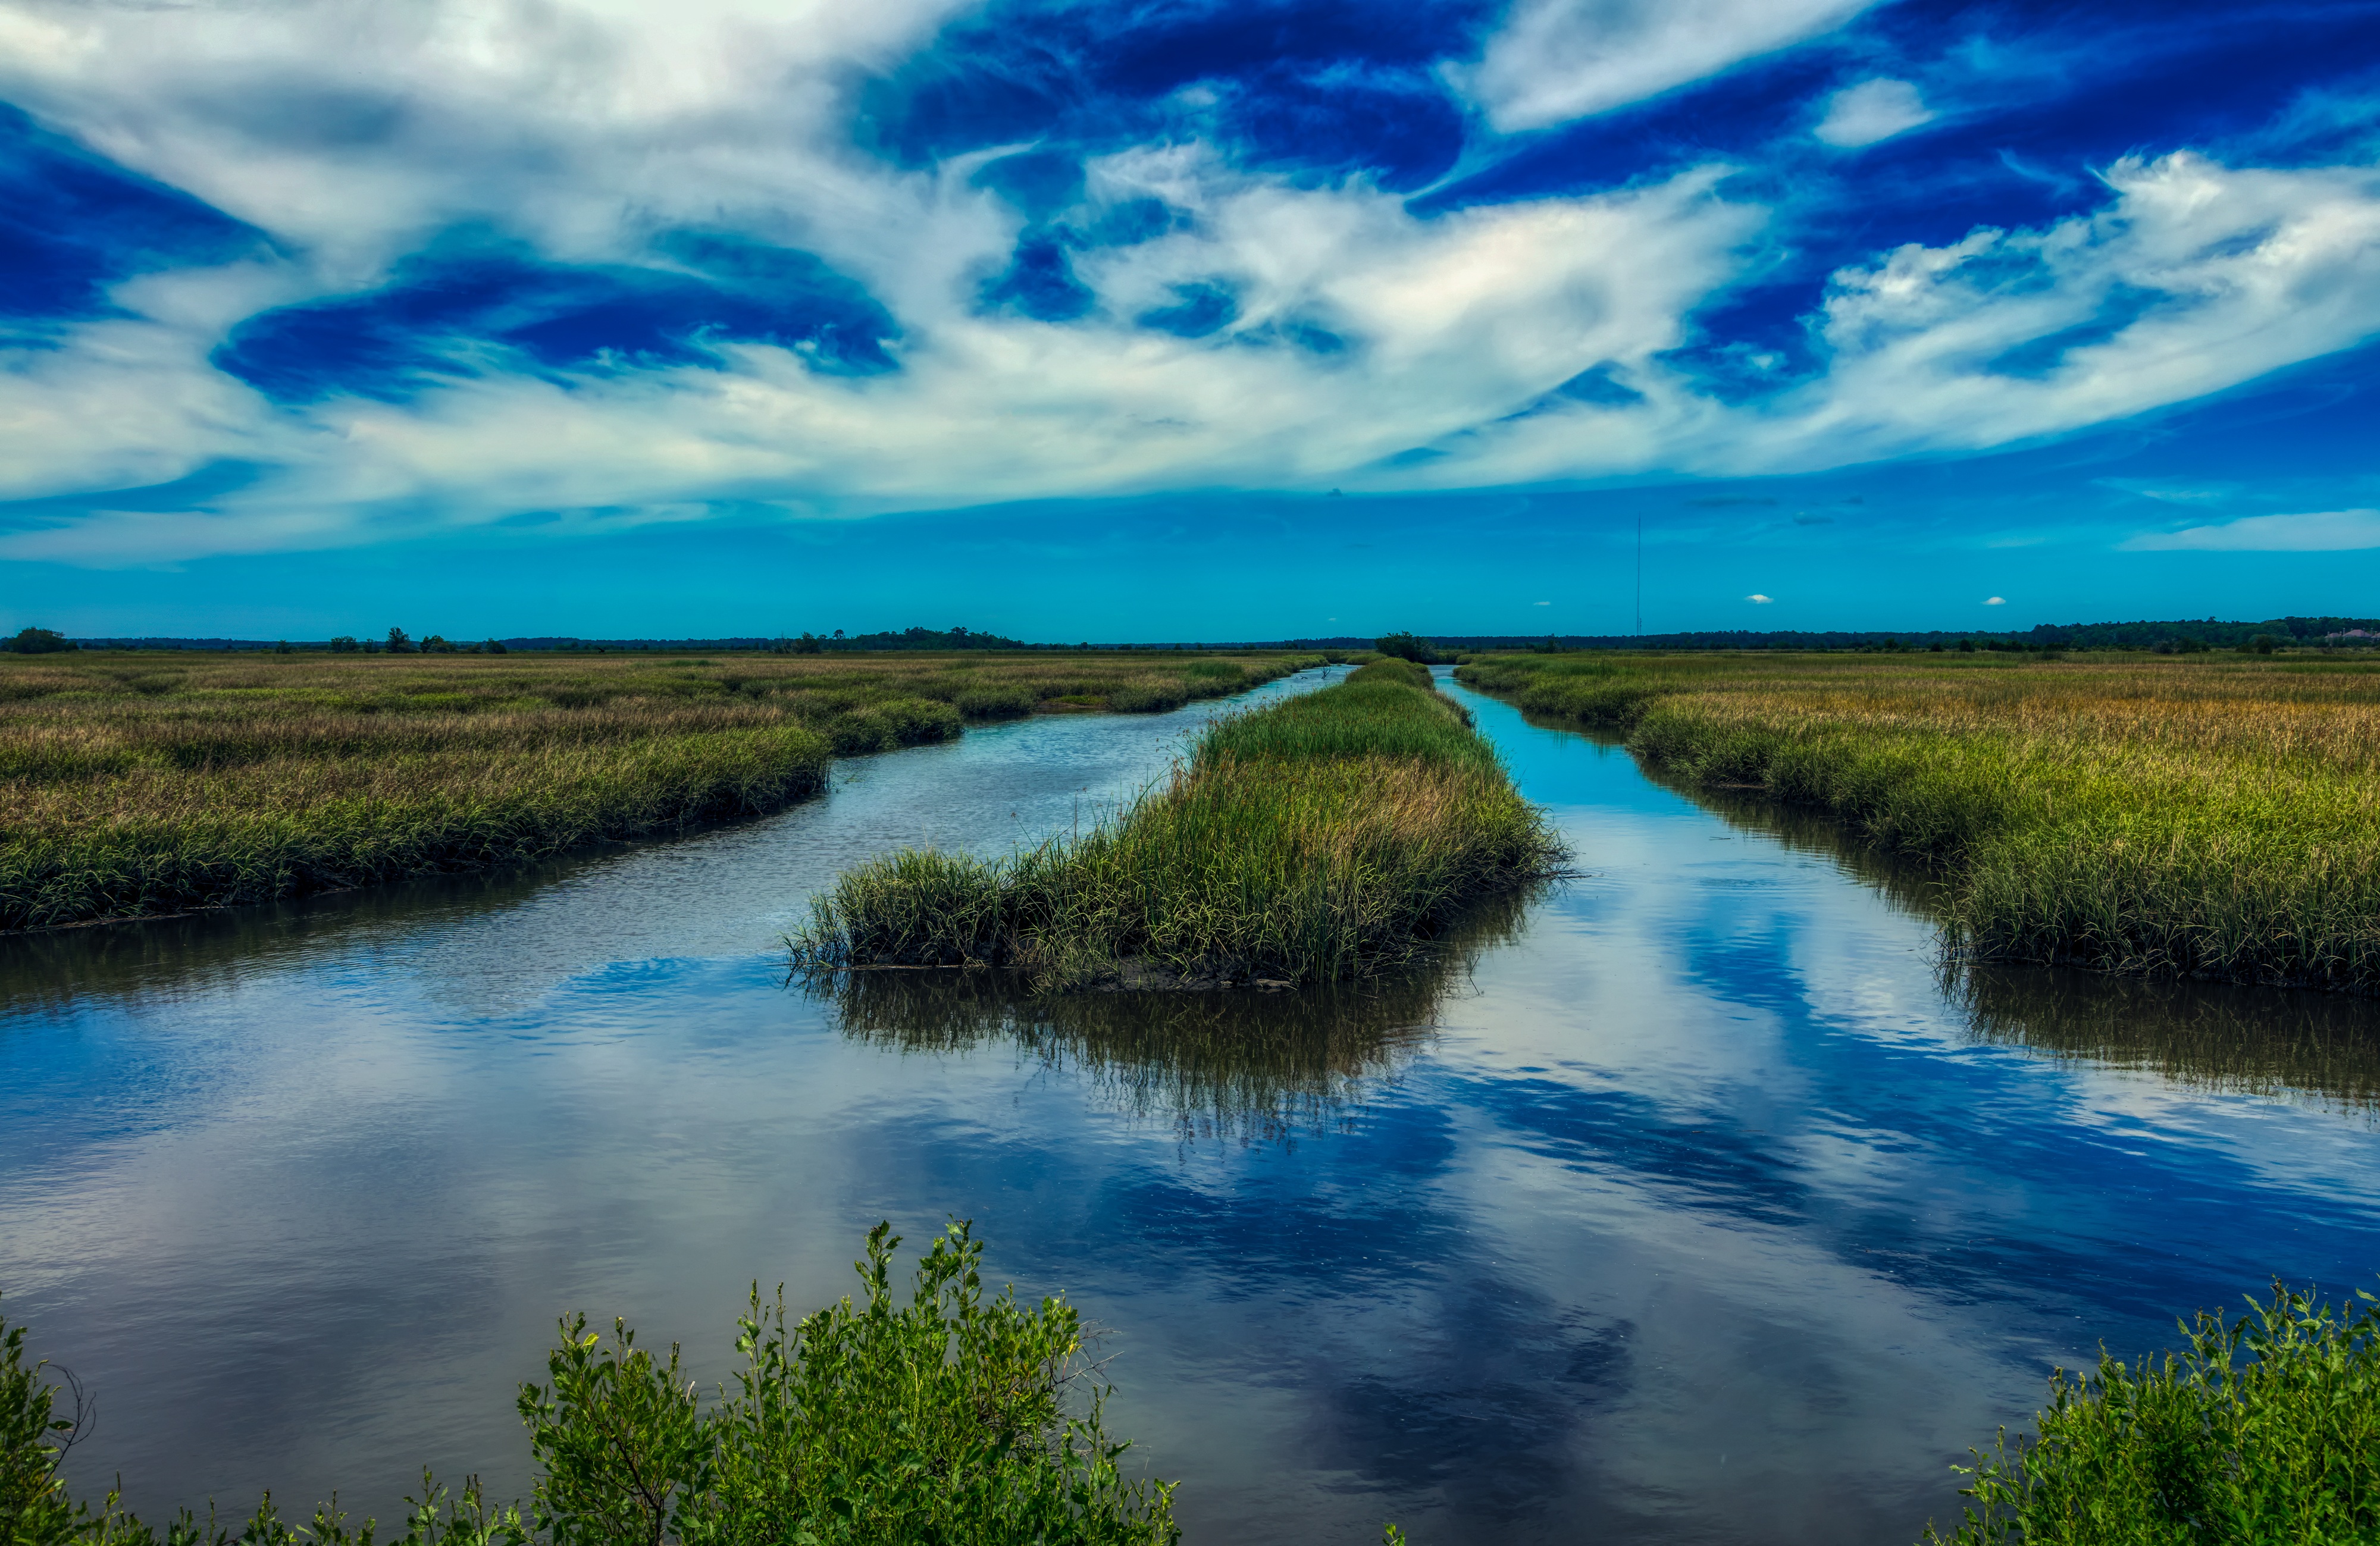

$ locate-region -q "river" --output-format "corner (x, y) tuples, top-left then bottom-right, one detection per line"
(7, 666), (2380, 1544)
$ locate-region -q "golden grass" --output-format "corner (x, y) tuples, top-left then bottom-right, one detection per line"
(790, 667), (1563, 989)
(1457, 651), (2380, 992)
(0, 649), (1321, 929)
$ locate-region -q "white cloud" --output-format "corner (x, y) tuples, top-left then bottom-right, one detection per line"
(1984, 596), (2006, 604)
(1712, 152), (2380, 471)
(1814, 79), (1933, 148)
(1746, 592), (1774, 603)
(1450, 0), (1880, 133)
(1533, 600), (1551, 605)
(0, 4), (2378, 567)
(2120, 508), (2380, 551)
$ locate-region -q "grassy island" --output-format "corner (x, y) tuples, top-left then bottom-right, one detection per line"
(1, 1225), (1180, 1546)
(0, 650), (1320, 932)
(1458, 651), (2380, 993)
(788, 658), (1564, 990)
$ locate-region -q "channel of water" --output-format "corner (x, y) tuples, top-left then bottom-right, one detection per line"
(7, 666), (2380, 1544)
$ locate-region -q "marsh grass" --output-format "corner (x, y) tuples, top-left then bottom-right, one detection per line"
(790, 667), (1562, 989)
(1925, 1283), (2380, 1544)
(0, 651), (1318, 930)
(1459, 653), (2380, 993)
(817, 886), (1535, 1141)
(1, 1227), (1178, 1546)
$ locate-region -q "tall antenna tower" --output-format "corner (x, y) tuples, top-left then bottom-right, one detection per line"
(1635, 512), (1643, 638)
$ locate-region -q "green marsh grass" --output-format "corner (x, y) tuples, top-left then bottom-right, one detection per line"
(1925, 1282), (2380, 1544)
(0, 650), (1319, 930)
(817, 886), (1535, 1141)
(1458, 652), (2380, 993)
(1, 1226), (1178, 1546)
(788, 662), (1562, 989)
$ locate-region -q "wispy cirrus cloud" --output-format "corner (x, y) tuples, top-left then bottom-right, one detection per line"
(1814, 79), (1933, 148)
(0, 0), (2377, 579)
(2122, 509), (2380, 551)
(1448, 0), (1880, 132)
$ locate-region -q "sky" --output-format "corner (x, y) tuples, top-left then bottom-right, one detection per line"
(2, 0), (2378, 641)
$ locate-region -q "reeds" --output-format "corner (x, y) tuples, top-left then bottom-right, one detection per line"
(790, 669), (1562, 989)
(1458, 653), (2380, 993)
(0, 650), (1321, 929)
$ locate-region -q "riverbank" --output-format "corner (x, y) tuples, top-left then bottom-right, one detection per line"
(789, 659), (1563, 989)
(1457, 652), (2380, 993)
(0, 650), (1322, 930)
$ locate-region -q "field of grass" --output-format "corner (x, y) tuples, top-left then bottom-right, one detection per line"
(1457, 651), (2380, 993)
(0, 650), (1321, 932)
(2, 1225), (1180, 1546)
(789, 658), (1564, 990)
(1925, 1282), (2380, 1544)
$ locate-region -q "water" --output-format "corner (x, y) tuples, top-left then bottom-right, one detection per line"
(8, 668), (2380, 1544)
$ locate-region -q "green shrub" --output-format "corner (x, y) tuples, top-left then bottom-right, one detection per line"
(1927, 1284), (2380, 1545)
(1, 1228), (1177, 1546)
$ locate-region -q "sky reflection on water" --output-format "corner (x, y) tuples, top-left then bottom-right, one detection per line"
(6, 670), (2380, 1544)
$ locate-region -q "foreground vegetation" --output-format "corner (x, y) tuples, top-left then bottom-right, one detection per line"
(1458, 652), (2380, 993)
(2, 1225), (1180, 1546)
(1927, 1283), (2380, 1544)
(0, 651), (1320, 931)
(790, 658), (1563, 990)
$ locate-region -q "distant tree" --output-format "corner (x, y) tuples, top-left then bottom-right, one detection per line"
(832, 628), (845, 640)
(484, 638), (508, 654)
(1374, 631), (1438, 664)
(2243, 634), (2281, 655)
(421, 634), (456, 653)
(794, 632), (825, 654)
(5, 626), (76, 654)
(386, 626), (414, 653)
(327, 635), (359, 653)
(1958, 638), (1976, 653)
(274, 640), (294, 654)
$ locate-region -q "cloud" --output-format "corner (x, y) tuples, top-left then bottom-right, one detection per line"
(1984, 596), (2006, 604)
(1533, 600), (1551, 605)
(1814, 79), (1933, 148)
(1, 4), (2379, 567)
(1451, 0), (1881, 132)
(1745, 592), (1773, 603)
(2120, 508), (2380, 551)
(1719, 152), (2380, 471)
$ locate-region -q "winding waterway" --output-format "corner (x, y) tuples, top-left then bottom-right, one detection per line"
(8, 667), (2380, 1544)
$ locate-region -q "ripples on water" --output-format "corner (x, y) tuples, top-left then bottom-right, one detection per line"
(5, 669), (2380, 1545)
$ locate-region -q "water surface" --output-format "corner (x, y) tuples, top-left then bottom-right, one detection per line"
(8, 669), (2380, 1544)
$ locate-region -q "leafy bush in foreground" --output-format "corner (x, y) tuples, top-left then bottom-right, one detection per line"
(1926, 1283), (2380, 1544)
(1, 1225), (1177, 1546)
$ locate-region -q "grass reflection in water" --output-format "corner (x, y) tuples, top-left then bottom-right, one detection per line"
(809, 889), (1536, 1144)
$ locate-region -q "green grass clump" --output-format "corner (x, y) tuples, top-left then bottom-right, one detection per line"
(1457, 652), (2380, 993)
(1, 1227), (1177, 1546)
(1925, 1283), (2380, 1545)
(789, 670), (1562, 989)
(0, 651), (1322, 929)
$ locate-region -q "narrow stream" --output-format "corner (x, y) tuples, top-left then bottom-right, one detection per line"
(7, 667), (2380, 1544)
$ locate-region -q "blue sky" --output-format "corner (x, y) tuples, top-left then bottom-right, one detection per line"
(2, 0), (2377, 639)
